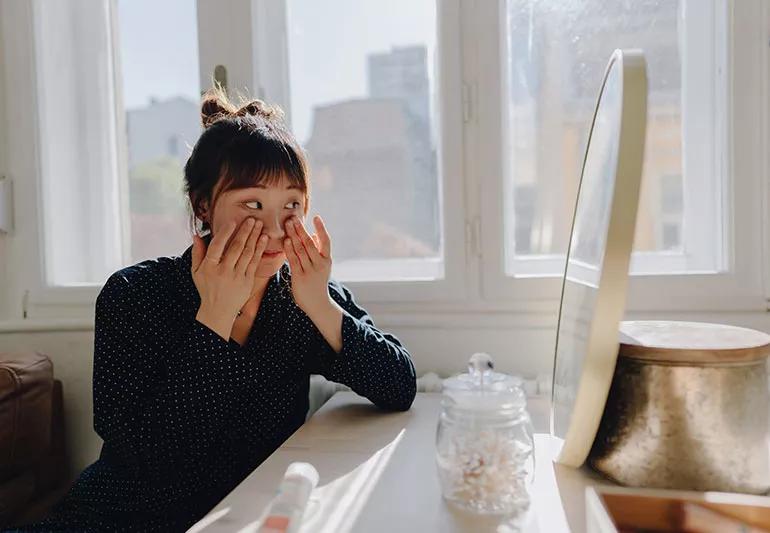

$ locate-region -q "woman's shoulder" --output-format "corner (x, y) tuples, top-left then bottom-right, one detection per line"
(98, 249), (190, 309)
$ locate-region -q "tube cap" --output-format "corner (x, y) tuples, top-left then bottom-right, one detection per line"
(285, 462), (319, 488)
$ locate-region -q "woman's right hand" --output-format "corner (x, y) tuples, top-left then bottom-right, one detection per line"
(191, 217), (268, 340)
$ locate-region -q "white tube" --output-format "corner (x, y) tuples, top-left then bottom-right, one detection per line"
(258, 462), (319, 533)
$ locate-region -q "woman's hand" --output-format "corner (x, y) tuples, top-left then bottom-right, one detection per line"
(191, 217), (268, 340)
(284, 215), (334, 315)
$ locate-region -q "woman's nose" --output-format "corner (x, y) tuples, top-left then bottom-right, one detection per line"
(262, 214), (286, 240)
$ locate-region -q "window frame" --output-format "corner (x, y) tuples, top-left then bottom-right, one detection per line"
(477, 0), (769, 313)
(1, 0), (471, 320)
(238, 0), (471, 304)
(1, 0), (130, 320)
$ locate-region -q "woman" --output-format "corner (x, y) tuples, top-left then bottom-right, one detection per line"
(6, 91), (416, 532)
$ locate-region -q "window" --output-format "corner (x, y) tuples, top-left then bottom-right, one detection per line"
(477, 0), (765, 312)
(513, 184), (535, 254)
(117, 0), (201, 264)
(285, 0), (442, 281)
(33, 0), (124, 287)
(2, 0), (767, 320)
(503, 0), (720, 277)
(660, 173), (683, 251)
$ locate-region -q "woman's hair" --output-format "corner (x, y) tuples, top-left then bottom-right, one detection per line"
(184, 86), (310, 235)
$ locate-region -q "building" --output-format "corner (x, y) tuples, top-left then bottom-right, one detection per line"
(305, 45), (439, 262)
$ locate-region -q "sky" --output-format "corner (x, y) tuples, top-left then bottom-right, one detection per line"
(117, 0), (436, 143)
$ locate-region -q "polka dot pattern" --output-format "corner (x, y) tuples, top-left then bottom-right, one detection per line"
(5, 245), (416, 532)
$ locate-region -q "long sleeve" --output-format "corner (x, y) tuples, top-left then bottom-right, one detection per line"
(303, 279), (417, 411)
(92, 272), (253, 497)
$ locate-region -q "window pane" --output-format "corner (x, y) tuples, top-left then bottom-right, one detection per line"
(35, 0), (123, 286)
(117, 0), (200, 264)
(504, 1), (691, 274)
(285, 0), (441, 281)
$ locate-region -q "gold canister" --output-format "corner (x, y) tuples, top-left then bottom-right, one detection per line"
(589, 321), (770, 494)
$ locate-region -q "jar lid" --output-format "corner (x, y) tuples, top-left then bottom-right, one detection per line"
(442, 353), (526, 411)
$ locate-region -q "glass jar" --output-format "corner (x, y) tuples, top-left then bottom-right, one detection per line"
(435, 353), (535, 515)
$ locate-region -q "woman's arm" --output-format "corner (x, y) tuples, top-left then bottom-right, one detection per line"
(282, 215), (417, 411)
(92, 272), (252, 491)
(301, 280), (417, 412)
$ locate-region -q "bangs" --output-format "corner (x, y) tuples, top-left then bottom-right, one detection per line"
(215, 122), (308, 196)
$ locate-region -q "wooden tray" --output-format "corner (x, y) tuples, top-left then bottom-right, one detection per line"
(586, 486), (770, 532)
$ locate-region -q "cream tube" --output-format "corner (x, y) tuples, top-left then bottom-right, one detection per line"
(259, 462), (319, 533)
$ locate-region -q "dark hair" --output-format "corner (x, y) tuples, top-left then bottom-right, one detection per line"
(184, 87), (310, 235)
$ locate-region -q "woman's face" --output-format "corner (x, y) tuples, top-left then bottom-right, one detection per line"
(205, 175), (306, 278)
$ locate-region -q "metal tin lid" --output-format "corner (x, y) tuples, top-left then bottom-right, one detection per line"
(619, 321), (770, 364)
(442, 353), (525, 412)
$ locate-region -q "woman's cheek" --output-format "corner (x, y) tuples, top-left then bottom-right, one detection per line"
(282, 213), (299, 228)
(232, 208), (257, 228)
(215, 210), (249, 237)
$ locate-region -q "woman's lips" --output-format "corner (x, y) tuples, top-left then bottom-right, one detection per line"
(263, 250), (283, 257)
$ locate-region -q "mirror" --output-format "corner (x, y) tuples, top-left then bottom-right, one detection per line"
(551, 49), (648, 467)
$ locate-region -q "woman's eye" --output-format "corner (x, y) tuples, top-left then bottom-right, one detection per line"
(245, 201), (262, 209)
(285, 201), (301, 210)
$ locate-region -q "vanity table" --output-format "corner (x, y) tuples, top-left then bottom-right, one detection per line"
(188, 392), (611, 533)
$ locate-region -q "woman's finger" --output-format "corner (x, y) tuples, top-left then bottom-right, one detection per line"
(313, 215), (332, 258)
(246, 234), (269, 278)
(206, 220), (237, 263)
(287, 219), (311, 271)
(293, 217), (322, 265)
(235, 220), (262, 274)
(284, 237), (302, 273)
(223, 218), (256, 268)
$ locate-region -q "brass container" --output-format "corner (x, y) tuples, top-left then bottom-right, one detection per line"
(589, 321), (770, 494)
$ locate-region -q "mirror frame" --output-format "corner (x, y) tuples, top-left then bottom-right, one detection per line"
(550, 49), (648, 467)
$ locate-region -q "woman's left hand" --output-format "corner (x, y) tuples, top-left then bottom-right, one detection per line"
(284, 215), (334, 315)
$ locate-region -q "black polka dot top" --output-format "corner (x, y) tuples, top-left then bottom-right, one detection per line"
(6, 244), (416, 533)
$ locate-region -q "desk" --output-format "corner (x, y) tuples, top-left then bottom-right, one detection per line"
(189, 392), (612, 532)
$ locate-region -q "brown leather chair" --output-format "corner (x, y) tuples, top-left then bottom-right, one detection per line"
(0, 352), (70, 527)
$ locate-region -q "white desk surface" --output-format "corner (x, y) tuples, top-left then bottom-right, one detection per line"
(189, 392), (612, 533)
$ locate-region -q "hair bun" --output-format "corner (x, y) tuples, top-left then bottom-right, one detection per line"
(200, 87), (284, 128)
(235, 100), (284, 121)
(200, 88), (234, 128)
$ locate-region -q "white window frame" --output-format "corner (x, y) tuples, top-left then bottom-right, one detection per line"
(0, 0), (470, 321)
(200, 0), (471, 305)
(477, 0), (769, 313)
(0, 0), (768, 323)
(0, 0), (130, 320)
